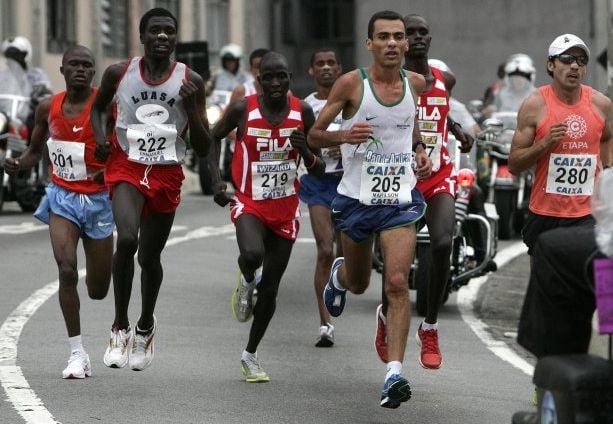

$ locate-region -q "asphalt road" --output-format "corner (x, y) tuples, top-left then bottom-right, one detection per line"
(0, 178), (536, 424)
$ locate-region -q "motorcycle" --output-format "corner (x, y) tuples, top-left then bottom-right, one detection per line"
(373, 135), (499, 316)
(0, 93), (44, 212)
(477, 112), (533, 239)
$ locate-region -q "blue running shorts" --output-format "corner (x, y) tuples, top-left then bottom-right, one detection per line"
(331, 190), (426, 243)
(299, 173), (342, 208)
(34, 183), (114, 239)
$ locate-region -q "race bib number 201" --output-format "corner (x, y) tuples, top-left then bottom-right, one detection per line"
(47, 139), (87, 181)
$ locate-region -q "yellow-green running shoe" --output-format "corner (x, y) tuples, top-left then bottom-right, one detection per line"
(241, 353), (270, 383)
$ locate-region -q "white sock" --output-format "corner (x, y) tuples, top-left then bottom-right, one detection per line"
(332, 268), (346, 291)
(385, 361), (402, 381)
(69, 335), (84, 354)
(378, 308), (387, 324)
(242, 274), (256, 287)
(241, 350), (256, 361)
(421, 321), (438, 331)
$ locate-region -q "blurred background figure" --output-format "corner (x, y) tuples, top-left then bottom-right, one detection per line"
(485, 53), (536, 117)
(209, 43), (253, 93)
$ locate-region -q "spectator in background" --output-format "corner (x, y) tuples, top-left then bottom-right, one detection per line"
(210, 43), (253, 93)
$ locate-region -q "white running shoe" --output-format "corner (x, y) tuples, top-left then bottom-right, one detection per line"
(241, 353), (270, 383)
(315, 323), (335, 347)
(231, 272), (258, 322)
(129, 316), (156, 371)
(103, 325), (133, 368)
(62, 350), (91, 379)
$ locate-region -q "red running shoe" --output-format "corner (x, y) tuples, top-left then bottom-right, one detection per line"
(374, 304), (388, 363)
(416, 323), (442, 369)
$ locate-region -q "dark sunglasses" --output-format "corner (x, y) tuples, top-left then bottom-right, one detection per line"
(550, 53), (589, 66)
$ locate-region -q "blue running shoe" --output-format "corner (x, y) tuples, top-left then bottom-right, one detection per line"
(380, 374), (412, 408)
(323, 257), (346, 317)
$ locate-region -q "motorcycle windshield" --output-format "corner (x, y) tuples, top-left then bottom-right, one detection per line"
(0, 57), (32, 122)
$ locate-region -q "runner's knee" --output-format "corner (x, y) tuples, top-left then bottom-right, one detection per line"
(57, 259), (78, 287)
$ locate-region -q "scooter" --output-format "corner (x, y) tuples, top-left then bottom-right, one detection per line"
(477, 113), (533, 239)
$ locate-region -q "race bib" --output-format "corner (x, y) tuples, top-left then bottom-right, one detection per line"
(359, 150), (415, 205)
(251, 160), (297, 200)
(421, 131), (443, 172)
(546, 153), (597, 196)
(47, 138), (87, 181)
(126, 124), (178, 164)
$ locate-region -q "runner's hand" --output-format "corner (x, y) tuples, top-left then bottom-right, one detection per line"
(180, 79), (199, 112)
(95, 140), (111, 162)
(289, 128), (308, 155)
(343, 122), (374, 145)
(213, 181), (232, 207)
(546, 123), (568, 148)
(415, 150), (432, 180)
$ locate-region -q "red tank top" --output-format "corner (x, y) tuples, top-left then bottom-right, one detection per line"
(530, 84), (604, 217)
(417, 66), (450, 172)
(232, 94), (304, 205)
(48, 88), (106, 194)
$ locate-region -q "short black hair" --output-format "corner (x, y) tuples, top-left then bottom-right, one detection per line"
(309, 47), (340, 67)
(62, 44), (95, 66)
(259, 51), (289, 72)
(367, 10), (405, 39)
(139, 7), (178, 35)
(249, 48), (270, 67)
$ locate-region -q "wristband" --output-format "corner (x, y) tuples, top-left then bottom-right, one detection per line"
(412, 141), (426, 152)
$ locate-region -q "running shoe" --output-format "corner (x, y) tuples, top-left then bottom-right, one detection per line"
(416, 323), (442, 369)
(129, 316), (156, 371)
(374, 304), (388, 363)
(62, 350), (91, 379)
(512, 411), (538, 424)
(380, 373), (412, 408)
(323, 257), (346, 317)
(103, 324), (132, 368)
(315, 323), (335, 347)
(241, 354), (270, 383)
(231, 272), (258, 322)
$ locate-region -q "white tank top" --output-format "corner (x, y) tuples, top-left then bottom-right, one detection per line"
(304, 92), (343, 173)
(243, 80), (257, 96)
(115, 57), (189, 165)
(338, 68), (418, 205)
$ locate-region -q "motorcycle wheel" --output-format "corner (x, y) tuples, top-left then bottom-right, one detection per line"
(494, 190), (517, 240)
(198, 156), (214, 195)
(414, 244), (430, 317)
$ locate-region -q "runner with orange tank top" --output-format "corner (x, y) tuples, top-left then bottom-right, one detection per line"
(208, 51), (324, 382)
(509, 33), (613, 257)
(5, 45), (114, 380)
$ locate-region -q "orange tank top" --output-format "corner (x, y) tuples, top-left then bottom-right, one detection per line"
(530, 84), (604, 217)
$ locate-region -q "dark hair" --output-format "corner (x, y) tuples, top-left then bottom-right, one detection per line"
(367, 10), (405, 39)
(62, 44), (95, 66)
(139, 8), (178, 35)
(309, 47), (340, 67)
(259, 51), (288, 71)
(249, 48), (270, 67)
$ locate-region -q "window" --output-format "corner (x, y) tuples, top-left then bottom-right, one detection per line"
(47, 0), (76, 53)
(302, 0), (353, 43)
(100, 0), (128, 58)
(206, 0), (229, 59)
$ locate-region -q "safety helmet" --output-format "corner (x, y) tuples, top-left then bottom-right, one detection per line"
(504, 53), (535, 81)
(219, 43), (242, 60)
(1, 36), (32, 63)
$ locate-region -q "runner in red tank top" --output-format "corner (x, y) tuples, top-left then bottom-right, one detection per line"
(509, 33), (613, 257)
(374, 14), (475, 371)
(208, 51), (324, 382)
(5, 45), (114, 379)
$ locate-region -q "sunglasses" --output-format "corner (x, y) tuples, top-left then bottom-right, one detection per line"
(551, 53), (589, 66)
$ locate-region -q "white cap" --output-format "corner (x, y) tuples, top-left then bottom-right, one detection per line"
(548, 34), (590, 59)
(428, 58), (451, 73)
(1, 36), (32, 62)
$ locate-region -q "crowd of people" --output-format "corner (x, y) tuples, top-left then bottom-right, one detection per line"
(3, 6), (612, 416)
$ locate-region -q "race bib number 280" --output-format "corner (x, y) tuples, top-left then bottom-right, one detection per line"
(546, 153), (597, 196)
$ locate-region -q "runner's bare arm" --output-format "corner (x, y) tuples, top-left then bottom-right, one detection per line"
(91, 62), (125, 161)
(183, 69), (213, 157)
(293, 101), (324, 176)
(3, 98), (51, 173)
(508, 91), (564, 174)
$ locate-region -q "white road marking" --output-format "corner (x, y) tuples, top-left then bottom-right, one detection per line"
(0, 224), (235, 424)
(457, 242), (534, 376)
(0, 222), (47, 235)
